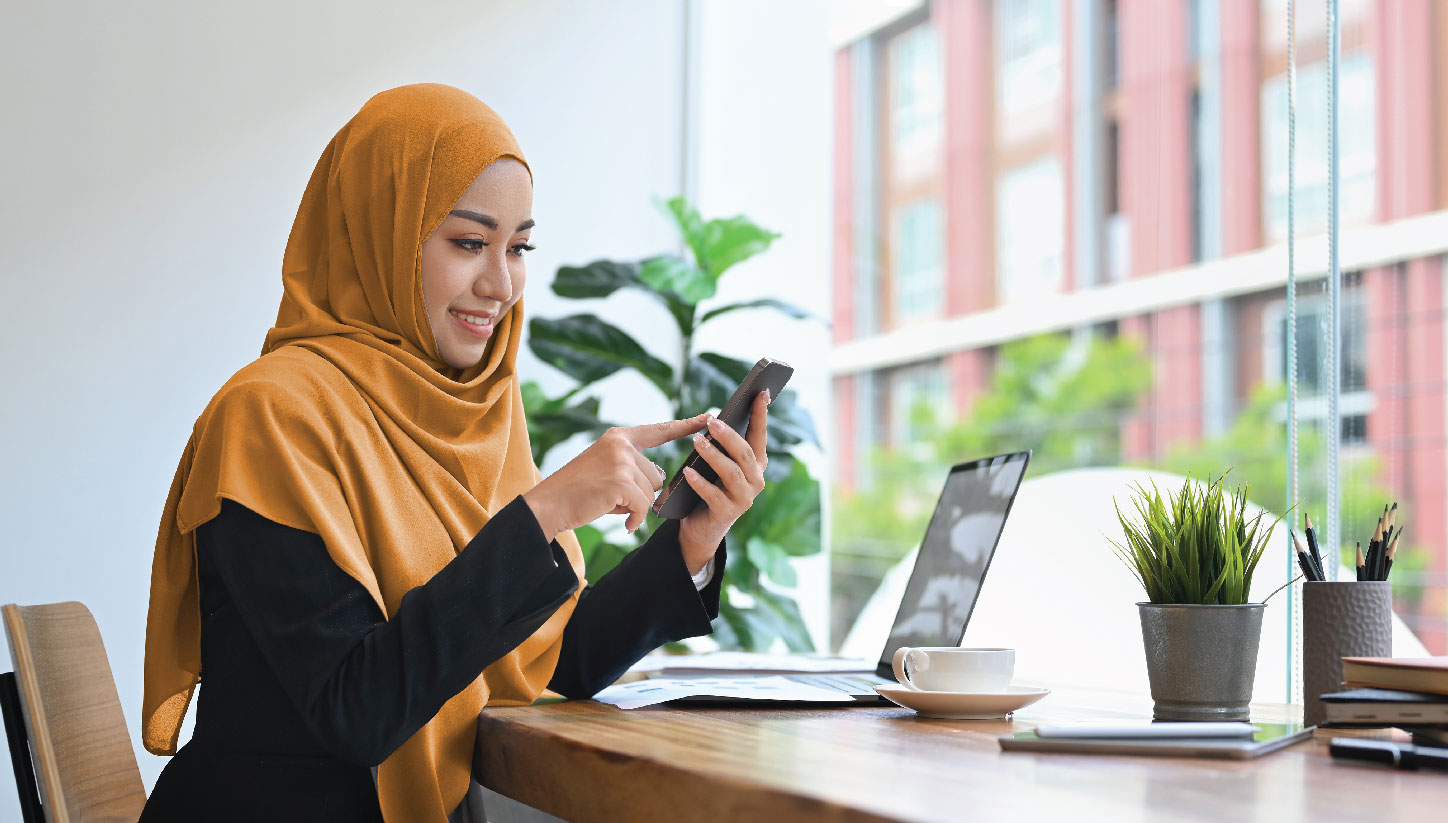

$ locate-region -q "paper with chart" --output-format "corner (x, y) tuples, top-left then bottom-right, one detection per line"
(593, 676), (860, 709)
(627, 650), (877, 676)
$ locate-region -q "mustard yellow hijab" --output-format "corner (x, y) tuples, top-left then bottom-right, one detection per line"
(142, 83), (584, 823)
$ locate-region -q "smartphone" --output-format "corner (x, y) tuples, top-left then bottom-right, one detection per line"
(652, 357), (794, 519)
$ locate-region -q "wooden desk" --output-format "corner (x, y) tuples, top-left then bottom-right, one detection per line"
(474, 686), (1448, 822)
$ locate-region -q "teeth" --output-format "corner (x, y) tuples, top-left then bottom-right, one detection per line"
(450, 310), (490, 325)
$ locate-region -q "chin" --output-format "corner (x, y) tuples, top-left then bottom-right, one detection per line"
(443, 346), (488, 371)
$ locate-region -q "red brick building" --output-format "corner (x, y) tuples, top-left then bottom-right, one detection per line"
(830, 0), (1448, 651)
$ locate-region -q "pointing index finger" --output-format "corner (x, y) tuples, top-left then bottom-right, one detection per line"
(621, 414), (709, 450)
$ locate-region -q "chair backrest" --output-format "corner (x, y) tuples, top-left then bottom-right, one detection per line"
(3, 602), (146, 823)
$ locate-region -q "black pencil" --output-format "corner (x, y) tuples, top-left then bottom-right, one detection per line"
(1304, 514), (1325, 581)
(1385, 528), (1402, 581)
(1292, 530), (1318, 581)
(1356, 542), (1364, 582)
(1298, 549), (1318, 582)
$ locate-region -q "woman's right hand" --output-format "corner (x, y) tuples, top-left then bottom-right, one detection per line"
(522, 414), (709, 542)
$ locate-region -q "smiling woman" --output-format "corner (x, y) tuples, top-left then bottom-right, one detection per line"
(137, 83), (773, 823)
(419, 163), (536, 371)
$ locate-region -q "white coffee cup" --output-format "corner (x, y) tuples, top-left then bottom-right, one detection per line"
(891, 647), (1015, 693)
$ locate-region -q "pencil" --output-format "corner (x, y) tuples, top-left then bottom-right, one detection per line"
(1356, 542), (1364, 582)
(1304, 514), (1325, 581)
(1385, 529), (1402, 580)
(1298, 549), (1318, 582)
(1292, 529), (1318, 582)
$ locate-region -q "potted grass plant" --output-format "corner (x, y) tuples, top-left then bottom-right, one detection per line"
(1110, 473), (1288, 721)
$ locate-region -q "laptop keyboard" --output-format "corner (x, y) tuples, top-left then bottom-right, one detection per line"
(789, 673), (890, 694)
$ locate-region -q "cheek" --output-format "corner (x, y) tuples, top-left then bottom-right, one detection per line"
(507, 260), (528, 307)
(418, 244), (449, 314)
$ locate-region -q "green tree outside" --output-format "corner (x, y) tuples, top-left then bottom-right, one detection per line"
(829, 331), (1429, 648)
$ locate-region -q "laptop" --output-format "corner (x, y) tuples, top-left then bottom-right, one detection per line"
(670, 449), (1032, 703)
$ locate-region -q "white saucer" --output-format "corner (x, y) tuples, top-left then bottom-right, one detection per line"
(874, 684), (1050, 720)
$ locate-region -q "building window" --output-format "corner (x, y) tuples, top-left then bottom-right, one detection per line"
(1261, 54), (1376, 241)
(1263, 288), (1370, 444)
(996, 157), (1066, 302)
(888, 21), (943, 166)
(995, 0), (1063, 114)
(889, 361), (949, 455)
(891, 199), (945, 323)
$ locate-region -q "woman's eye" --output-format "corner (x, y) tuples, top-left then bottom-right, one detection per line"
(509, 243), (536, 257)
(452, 239), (488, 252)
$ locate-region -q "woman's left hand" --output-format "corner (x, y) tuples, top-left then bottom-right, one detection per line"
(677, 390), (771, 574)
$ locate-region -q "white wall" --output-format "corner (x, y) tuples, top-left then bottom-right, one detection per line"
(0, 0), (833, 806)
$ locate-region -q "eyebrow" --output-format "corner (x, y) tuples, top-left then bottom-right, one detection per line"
(449, 210), (535, 232)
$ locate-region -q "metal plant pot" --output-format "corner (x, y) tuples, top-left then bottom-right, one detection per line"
(1138, 603), (1266, 721)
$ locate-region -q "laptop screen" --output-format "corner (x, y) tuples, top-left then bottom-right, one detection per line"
(875, 451), (1031, 678)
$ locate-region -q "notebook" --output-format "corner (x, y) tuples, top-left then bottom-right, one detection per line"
(1000, 723), (1312, 759)
(1341, 657), (1448, 696)
(1320, 688), (1448, 726)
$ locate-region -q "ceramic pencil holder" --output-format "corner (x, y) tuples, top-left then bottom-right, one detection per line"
(1302, 581), (1392, 727)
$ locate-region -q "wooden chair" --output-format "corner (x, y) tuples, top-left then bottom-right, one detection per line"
(2, 602), (146, 822)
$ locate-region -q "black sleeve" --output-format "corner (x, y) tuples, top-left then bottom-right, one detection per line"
(198, 494), (580, 767)
(546, 517), (725, 699)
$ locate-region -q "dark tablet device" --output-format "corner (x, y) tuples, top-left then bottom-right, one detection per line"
(652, 357), (793, 519)
(999, 723), (1313, 759)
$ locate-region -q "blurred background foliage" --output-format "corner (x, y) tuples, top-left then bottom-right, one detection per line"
(522, 196), (823, 652)
(829, 331), (1425, 645)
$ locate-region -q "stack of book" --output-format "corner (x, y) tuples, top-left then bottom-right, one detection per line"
(1320, 656), (1448, 747)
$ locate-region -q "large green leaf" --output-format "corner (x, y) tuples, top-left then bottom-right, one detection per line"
(681, 353), (753, 415)
(764, 388), (820, 449)
(529, 314), (673, 394)
(699, 216), (780, 279)
(574, 524), (634, 584)
(639, 255), (716, 304)
(734, 458), (822, 558)
(700, 298), (816, 325)
(746, 536), (797, 587)
(752, 587), (816, 652)
(659, 196), (708, 266)
(551, 259), (647, 299)
(680, 353), (819, 451)
(526, 396), (609, 466)
(657, 196), (779, 280)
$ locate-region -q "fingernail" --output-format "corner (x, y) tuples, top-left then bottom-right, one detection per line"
(684, 466), (698, 478)
(762, 390), (772, 403)
(707, 416), (722, 430)
(694, 433), (707, 446)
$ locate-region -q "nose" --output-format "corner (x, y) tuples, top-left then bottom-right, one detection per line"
(471, 248), (513, 304)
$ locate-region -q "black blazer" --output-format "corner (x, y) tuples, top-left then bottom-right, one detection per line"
(139, 495), (724, 822)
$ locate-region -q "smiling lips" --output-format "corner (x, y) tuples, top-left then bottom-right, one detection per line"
(449, 308), (496, 337)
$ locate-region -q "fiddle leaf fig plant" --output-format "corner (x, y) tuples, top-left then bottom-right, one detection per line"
(522, 196), (822, 652)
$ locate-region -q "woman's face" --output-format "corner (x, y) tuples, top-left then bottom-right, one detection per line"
(419, 157), (534, 371)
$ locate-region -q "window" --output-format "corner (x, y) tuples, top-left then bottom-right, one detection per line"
(889, 362), (948, 456)
(888, 21), (943, 165)
(996, 157), (1065, 302)
(996, 0), (1063, 113)
(891, 199), (945, 323)
(1263, 288), (1370, 444)
(1262, 54), (1376, 241)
